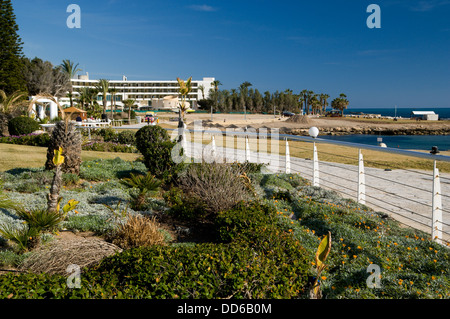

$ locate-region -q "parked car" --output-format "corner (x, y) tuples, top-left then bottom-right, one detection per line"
(282, 111), (295, 117)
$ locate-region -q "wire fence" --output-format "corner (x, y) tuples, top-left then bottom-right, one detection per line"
(172, 127), (450, 246)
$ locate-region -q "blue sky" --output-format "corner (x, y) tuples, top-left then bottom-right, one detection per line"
(12, 0), (450, 108)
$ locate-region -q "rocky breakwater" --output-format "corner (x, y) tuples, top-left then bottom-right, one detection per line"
(284, 125), (450, 136)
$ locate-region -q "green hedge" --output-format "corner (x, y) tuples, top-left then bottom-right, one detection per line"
(0, 133), (50, 147)
(7, 117), (41, 136)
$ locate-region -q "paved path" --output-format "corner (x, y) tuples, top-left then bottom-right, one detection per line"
(184, 140), (450, 243)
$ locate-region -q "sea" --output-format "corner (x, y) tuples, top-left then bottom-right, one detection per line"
(319, 107), (449, 151)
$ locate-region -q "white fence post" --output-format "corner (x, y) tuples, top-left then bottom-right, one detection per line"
(313, 142), (319, 187)
(245, 136), (250, 162)
(180, 127), (188, 157)
(357, 149), (366, 205)
(285, 138), (290, 174)
(211, 135), (216, 160)
(432, 161), (442, 244)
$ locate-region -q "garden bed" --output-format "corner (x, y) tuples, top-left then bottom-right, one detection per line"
(0, 157), (449, 299)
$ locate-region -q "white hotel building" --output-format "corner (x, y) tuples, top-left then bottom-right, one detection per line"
(69, 73), (216, 111)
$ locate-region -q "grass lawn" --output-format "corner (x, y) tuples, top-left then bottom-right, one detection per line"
(0, 144), (140, 172)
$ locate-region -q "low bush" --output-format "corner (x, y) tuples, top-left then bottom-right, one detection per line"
(82, 141), (136, 153)
(121, 173), (161, 211)
(0, 199), (311, 299)
(7, 117), (40, 136)
(0, 132), (50, 147)
(105, 214), (167, 250)
(163, 187), (207, 221)
(97, 127), (118, 143)
(175, 162), (252, 219)
(117, 130), (136, 145)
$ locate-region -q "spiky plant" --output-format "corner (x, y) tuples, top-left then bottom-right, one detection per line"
(0, 89), (27, 136)
(121, 173), (162, 210)
(45, 120), (82, 174)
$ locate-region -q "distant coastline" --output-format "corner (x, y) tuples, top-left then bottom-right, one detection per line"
(344, 107), (450, 120)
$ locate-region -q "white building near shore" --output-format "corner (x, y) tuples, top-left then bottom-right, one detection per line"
(410, 111), (439, 121)
(68, 73), (215, 112)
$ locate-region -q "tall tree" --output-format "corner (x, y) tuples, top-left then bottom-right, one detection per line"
(319, 93), (330, 115)
(22, 57), (71, 98)
(60, 59), (81, 107)
(309, 95), (321, 115)
(198, 84), (205, 100)
(109, 86), (118, 117)
(239, 81), (252, 116)
(123, 98), (136, 122)
(305, 90), (315, 115)
(76, 87), (90, 110)
(96, 79), (110, 119)
(0, 0), (27, 95)
(331, 93), (349, 116)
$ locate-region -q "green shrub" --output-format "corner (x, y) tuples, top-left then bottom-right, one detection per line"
(82, 141), (136, 153)
(84, 242), (309, 299)
(215, 200), (276, 243)
(118, 130), (136, 145)
(135, 125), (183, 180)
(7, 117), (41, 136)
(98, 127), (118, 142)
(0, 133), (50, 147)
(163, 187), (207, 221)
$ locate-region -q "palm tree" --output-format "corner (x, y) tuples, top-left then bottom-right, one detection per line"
(300, 89), (314, 115)
(309, 95), (321, 115)
(331, 93), (349, 116)
(77, 87), (90, 110)
(212, 80), (222, 92)
(0, 90), (27, 115)
(60, 60), (82, 108)
(305, 91), (315, 115)
(177, 77), (192, 125)
(123, 98), (136, 122)
(198, 85), (206, 100)
(0, 90), (28, 136)
(319, 93), (330, 115)
(96, 79), (110, 119)
(109, 86), (118, 118)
